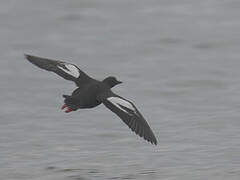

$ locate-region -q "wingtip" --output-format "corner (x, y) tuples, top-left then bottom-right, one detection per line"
(145, 133), (157, 145)
(152, 135), (158, 145)
(24, 54), (40, 64)
(149, 137), (157, 145)
(153, 140), (157, 146)
(24, 54), (32, 61)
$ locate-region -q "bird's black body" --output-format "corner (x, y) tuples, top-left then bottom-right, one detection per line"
(65, 82), (101, 109)
(64, 77), (121, 109)
(25, 54), (157, 145)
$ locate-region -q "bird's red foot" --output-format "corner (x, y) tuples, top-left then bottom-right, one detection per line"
(61, 104), (73, 113)
(61, 104), (67, 110)
(65, 107), (73, 113)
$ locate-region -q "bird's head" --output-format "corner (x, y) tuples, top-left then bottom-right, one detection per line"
(103, 76), (122, 88)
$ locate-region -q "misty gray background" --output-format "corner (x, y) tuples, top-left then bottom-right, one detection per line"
(1, 0), (240, 179)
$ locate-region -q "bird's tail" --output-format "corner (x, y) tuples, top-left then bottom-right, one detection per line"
(62, 95), (79, 111)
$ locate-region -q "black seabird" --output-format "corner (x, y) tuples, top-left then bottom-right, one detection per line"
(25, 54), (157, 145)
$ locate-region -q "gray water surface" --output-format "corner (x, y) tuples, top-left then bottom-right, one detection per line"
(1, 0), (240, 179)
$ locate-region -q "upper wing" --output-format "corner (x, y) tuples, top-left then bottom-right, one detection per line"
(98, 92), (157, 145)
(25, 54), (94, 87)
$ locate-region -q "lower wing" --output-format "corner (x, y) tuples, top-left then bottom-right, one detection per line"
(99, 92), (157, 145)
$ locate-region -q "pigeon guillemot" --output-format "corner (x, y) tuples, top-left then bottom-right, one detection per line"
(25, 54), (157, 145)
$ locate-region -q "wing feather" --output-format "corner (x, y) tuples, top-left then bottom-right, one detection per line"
(99, 92), (157, 145)
(25, 54), (94, 87)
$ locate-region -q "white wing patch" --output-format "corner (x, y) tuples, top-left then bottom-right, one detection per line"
(57, 63), (80, 78)
(107, 97), (136, 115)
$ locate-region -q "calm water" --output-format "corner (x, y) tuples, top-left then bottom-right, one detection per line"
(1, 0), (240, 179)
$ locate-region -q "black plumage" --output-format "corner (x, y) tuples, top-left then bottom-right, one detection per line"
(25, 54), (157, 145)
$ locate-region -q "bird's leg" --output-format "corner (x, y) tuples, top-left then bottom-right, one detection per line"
(61, 104), (73, 113)
(61, 104), (67, 110)
(65, 107), (73, 113)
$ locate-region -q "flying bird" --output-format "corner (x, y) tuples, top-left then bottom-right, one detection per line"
(25, 54), (157, 145)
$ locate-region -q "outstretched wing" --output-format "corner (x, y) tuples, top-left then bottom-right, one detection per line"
(98, 92), (157, 145)
(25, 54), (94, 87)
